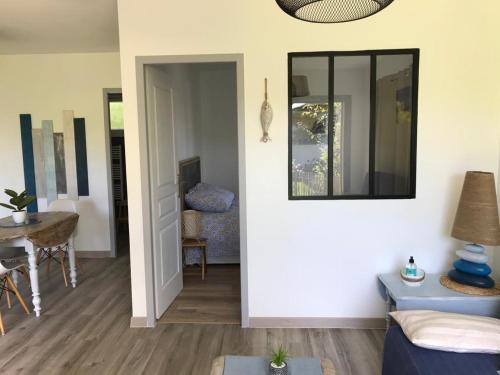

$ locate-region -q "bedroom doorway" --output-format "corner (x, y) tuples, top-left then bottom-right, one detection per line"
(103, 88), (128, 258)
(161, 156), (241, 325)
(138, 55), (247, 327)
(107, 92), (129, 255)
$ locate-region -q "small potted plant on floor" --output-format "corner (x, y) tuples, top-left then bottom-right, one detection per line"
(0, 189), (36, 224)
(269, 346), (289, 375)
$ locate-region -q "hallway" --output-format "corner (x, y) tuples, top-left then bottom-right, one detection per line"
(0, 254), (384, 375)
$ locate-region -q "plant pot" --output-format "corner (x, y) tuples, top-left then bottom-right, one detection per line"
(12, 211), (27, 224)
(269, 362), (288, 375)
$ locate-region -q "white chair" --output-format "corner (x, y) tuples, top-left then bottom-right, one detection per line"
(47, 199), (78, 214)
(36, 199), (80, 287)
(0, 247), (28, 285)
(0, 259), (30, 335)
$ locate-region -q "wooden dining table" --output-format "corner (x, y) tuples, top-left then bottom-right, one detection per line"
(0, 212), (79, 317)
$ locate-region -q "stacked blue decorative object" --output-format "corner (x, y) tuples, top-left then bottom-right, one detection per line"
(448, 244), (494, 288)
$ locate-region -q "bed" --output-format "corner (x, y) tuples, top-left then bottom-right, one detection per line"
(382, 325), (500, 375)
(179, 157), (240, 265)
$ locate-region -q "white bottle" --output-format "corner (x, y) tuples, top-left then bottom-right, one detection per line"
(405, 256), (417, 277)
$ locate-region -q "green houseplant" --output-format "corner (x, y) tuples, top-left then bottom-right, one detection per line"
(269, 346), (289, 375)
(0, 189), (36, 224)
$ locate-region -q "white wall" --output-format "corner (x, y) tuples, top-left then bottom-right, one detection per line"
(0, 52), (122, 253)
(117, 0), (500, 320)
(158, 64), (201, 161)
(335, 64), (371, 193)
(192, 63), (239, 194)
(496, 154), (500, 280)
(158, 63), (239, 194)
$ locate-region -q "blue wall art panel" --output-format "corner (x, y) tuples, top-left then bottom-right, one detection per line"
(63, 110), (78, 200)
(53, 133), (67, 194)
(19, 111), (90, 207)
(32, 129), (46, 198)
(42, 120), (58, 205)
(74, 118), (89, 196)
(19, 114), (38, 212)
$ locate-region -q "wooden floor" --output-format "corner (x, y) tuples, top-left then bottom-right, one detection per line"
(159, 264), (241, 325)
(0, 253), (385, 375)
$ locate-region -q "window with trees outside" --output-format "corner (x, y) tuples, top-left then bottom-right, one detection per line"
(289, 49), (419, 200)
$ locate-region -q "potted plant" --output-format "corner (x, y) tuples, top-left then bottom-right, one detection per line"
(269, 346), (289, 375)
(0, 189), (36, 224)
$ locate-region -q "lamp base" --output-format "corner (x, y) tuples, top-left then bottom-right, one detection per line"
(447, 269), (494, 288)
(447, 243), (495, 290)
(440, 276), (500, 296)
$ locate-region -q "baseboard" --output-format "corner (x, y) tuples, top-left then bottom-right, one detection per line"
(249, 317), (385, 329)
(76, 250), (112, 258)
(130, 316), (149, 328)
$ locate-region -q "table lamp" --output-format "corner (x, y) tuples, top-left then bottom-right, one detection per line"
(448, 171), (500, 289)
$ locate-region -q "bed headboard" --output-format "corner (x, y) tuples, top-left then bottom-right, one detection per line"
(178, 156), (201, 211)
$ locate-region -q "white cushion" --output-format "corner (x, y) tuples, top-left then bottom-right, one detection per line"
(390, 310), (500, 354)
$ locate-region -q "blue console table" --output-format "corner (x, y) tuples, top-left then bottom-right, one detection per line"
(378, 273), (500, 330)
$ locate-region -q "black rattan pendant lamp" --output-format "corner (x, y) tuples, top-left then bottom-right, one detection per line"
(275, 0), (394, 23)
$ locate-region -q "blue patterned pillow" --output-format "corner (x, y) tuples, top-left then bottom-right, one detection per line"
(185, 183), (235, 212)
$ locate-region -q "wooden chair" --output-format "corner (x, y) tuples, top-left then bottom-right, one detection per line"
(0, 259), (30, 335)
(37, 200), (81, 285)
(32, 214), (79, 288)
(182, 238), (207, 280)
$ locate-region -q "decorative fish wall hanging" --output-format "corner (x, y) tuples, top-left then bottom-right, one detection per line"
(260, 78), (273, 143)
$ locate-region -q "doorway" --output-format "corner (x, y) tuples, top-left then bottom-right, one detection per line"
(136, 54), (248, 327)
(104, 90), (129, 257)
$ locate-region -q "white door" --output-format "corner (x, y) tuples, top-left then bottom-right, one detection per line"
(145, 66), (183, 319)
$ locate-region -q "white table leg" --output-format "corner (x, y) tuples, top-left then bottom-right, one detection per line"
(25, 240), (41, 317)
(68, 236), (77, 288)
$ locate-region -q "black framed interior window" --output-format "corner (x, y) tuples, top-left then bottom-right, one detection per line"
(288, 49), (419, 200)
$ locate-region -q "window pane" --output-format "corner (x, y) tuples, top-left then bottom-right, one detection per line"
(291, 57), (329, 197)
(333, 56), (370, 195)
(375, 55), (414, 196)
(109, 101), (124, 130)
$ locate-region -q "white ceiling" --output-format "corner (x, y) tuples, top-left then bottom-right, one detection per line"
(0, 0), (119, 55)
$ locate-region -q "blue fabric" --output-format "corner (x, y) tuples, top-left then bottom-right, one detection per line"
(74, 118), (89, 196)
(223, 356), (322, 375)
(184, 200), (239, 265)
(19, 114), (38, 213)
(185, 183), (234, 213)
(382, 326), (500, 375)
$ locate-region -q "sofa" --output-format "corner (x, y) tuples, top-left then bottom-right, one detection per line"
(382, 325), (500, 375)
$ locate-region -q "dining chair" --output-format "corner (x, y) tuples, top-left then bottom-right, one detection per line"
(0, 247), (29, 285)
(35, 201), (80, 287)
(0, 258), (30, 335)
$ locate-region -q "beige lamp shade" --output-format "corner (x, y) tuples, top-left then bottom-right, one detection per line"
(451, 171), (500, 245)
(292, 75), (310, 97)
